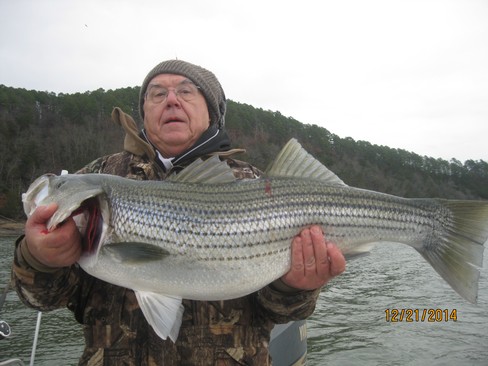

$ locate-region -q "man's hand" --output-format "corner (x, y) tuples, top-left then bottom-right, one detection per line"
(24, 203), (82, 269)
(281, 225), (345, 290)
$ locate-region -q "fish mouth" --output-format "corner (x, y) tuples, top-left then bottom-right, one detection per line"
(72, 197), (103, 254)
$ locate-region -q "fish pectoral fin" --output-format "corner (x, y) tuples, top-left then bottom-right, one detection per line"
(265, 138), (347, 186)
(102, 242), (170, 263)
(135, 291), (184, 343)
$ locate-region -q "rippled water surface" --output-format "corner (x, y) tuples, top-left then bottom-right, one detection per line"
(1, 237), (487, 365)
(307, 242), (488, 366)
(1, 237), (83, 365)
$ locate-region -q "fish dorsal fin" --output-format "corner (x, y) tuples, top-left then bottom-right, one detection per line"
(265, 139), (347, 186)
(135, 291), (184, 342)
(168, 155), (236, 184)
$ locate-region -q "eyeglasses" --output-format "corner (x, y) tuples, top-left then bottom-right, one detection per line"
(145, 81), (201, 104)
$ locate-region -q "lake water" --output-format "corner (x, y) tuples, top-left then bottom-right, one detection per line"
(1, 236), (487, 365)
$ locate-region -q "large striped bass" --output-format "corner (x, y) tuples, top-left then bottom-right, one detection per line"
(22, 139), (488, 341)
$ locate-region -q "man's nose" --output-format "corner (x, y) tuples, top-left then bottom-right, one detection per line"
(165, 89), (180, 105)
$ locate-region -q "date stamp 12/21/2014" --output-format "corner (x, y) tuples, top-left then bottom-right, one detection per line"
(385, 308), (458, 322)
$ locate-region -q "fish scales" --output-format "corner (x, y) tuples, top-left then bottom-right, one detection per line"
(105, 177), (441, 259)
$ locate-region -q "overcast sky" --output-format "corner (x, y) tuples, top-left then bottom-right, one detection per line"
(1, 0), (487, 162)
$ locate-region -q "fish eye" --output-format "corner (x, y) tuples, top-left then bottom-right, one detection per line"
(55, 180), (66, 189)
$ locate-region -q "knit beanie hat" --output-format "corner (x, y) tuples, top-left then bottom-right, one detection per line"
(139, 60), (226, 128)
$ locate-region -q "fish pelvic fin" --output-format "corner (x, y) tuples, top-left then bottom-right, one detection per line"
(135, 291), (184, 342)
(417, 199), (488, 303)
(265, 139), (347, 186)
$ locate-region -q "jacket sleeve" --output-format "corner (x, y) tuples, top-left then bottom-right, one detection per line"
(12, 236), (81, 311)
(255, 281), (321, 323)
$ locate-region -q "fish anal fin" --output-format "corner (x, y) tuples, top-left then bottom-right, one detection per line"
(344, 251), (371, 261)
(343, 243), (375, 260)
(135, 291), (184, 342)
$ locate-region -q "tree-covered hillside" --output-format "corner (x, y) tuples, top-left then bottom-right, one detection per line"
(1, 84), (487, 218)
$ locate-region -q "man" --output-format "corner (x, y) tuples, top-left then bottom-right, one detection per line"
(13, 60), (346, 365)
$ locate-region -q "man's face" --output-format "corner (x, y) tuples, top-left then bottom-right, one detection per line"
(143, 74), (210, 157)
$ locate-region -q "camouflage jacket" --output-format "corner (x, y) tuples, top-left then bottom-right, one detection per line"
(12, 108), (321, 365)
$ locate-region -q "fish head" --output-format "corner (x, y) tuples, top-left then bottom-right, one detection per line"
(22, 174), (53, 218)
(22, 173), (105, 232)
(23, 173), (111, 269)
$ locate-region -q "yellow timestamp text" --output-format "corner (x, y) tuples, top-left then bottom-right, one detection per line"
(385, 308), (458, 322)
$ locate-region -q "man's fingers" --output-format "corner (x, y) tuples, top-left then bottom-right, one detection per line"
(290, 237), (305, 273)
(301, 229), (317, 273)
(309, 226), (330, 278)
(28, 203), (58, 227)
(282, 226), (346, 290)
(326, 243), (346, 276)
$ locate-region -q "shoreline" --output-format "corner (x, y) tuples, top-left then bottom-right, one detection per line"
(0, 217), (25, 237)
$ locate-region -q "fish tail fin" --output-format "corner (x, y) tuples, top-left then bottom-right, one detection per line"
(417, 200), (488, 303)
